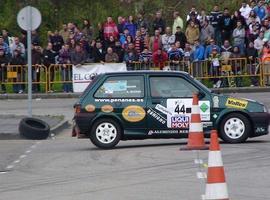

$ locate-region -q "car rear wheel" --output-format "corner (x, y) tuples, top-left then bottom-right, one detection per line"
(220, 113), (250, 143)
(90, 118), (121, 149)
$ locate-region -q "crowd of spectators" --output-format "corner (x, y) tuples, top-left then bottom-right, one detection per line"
(1, 0), (270, 93)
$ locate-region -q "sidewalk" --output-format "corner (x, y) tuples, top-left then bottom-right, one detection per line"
(0, 115), (69, 140)
(0, 87), (270, 99)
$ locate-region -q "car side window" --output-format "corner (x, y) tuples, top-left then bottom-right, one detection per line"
(150, 76), (199, 98)
(95, 76), (144, 98)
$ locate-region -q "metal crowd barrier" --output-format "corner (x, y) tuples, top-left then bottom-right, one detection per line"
(0, 64), (47, 93)
(190, 58), (262, 87)
(48, 64), (73, 92)
(1, 59), (269, 94)
(261, 58), (270, 86)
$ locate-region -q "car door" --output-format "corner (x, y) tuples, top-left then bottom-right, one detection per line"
(146, 75), (211, 136)
(94, 75), (147, 133)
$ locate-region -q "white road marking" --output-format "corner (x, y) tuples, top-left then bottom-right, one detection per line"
(6, 165), (14, 169)
(30, 145), (36, 149)
(0, 171), (7, 174)
(197, 172), (207, 179)
(13, 160), (20, 164)
(19, 155), (26, 159)
(25, 150), (31, 154)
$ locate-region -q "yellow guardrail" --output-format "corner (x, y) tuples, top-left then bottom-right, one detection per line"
(0, 64), (47, 93)
(1, 58), (270, 93)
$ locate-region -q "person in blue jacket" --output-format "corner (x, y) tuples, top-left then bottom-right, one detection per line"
(193, 40), (205, 77)
(123, 15), (137, 39)
(204, 38), (220, 59)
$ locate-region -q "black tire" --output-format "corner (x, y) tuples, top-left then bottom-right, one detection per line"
(90, 118), (121, 149)
(19, 117), (50, 140)
(219, 113), (251, 143)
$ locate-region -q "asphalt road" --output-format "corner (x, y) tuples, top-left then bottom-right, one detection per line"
(0, 93), (270, 200)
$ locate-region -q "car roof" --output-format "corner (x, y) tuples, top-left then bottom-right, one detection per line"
(101, 70), (190, 76)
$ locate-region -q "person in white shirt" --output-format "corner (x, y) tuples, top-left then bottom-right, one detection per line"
(239, 2), (252, 22)
(161, 27), (176, 52)
(254, 32), (265, 53)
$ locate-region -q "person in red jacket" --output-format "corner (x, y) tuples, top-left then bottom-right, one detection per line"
(153, 48), (168, 70)
(103, 17), (119, 41)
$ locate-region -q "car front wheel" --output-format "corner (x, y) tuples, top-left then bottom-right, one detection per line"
(220, 113), (251, 143)
(90, 118), (121, 149)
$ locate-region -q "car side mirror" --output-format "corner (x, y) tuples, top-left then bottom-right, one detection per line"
(198, 92), (205, 99)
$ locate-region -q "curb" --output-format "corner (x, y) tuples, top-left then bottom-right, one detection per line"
(0, 117), (70, 140)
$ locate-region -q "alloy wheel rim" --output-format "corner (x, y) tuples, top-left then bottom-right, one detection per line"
(96, 122), (117, 144)
(224, 117), (245, 139)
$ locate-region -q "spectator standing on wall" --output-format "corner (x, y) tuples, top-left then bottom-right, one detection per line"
(239, 1), (252, 23)
(10, 37), (25, 57)
(209, 5), (223, 45)
(134, 30), (144, 54)
(219, 8), (233, 43)
(114, 40), (125, 62)
(105, 47), (119, 63)
(59, 24), (70, 43)
(205, 39), (221, 58)
(186, 6), (198, 21)
(123, 15), (137, 39)
(152, 11), (166, 34)
(175, 26), (187, 49)
(93, 41), (106, 63)
(162, 27), (175, 52)
(231, 10), (246, 29)
(254, 31), (265, 54)
(9, 49), (25, 93)
(253, 1), (267, 21)
(172, 11), (183, 34)
(232, 20), (246, 54)
(153, 48), (168, 70)
(199, 20), (214, 45)
(1, 29), (11, 46)
(168, 43), (183, 70)
(220, 40), (233, 61)
(149, 29), (162, 52)
(50, 30), (64, 53)
(120, 28), (130, 47)
(58, 44), (72, 93)
(82, 19), (93, 42)
(185, 21), (200, 45)
(0, 36), (10, 56)
(43, 42), (58, 92)
(197, 9), (209, 26)
(0, 48), (8, 94)
(139, 47), (152, 69)
(71, 44), (87, 66)
(31, 30), (40, 46)
(192, 40), (205, 77)
(261, 40), (270, 86)
(32, 43), (43, 93)
(103, 17), (119, 41)
(136, 13), (149, 31)
(117, 16), (125, 34)
(246, 41), (259, 86)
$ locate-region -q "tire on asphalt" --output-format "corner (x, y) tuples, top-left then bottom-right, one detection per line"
(19, 117), (50, 140)
(219, 113), (251, 143)
(90, 118), (121, 149)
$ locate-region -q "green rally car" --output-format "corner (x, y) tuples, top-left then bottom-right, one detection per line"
(73, 71), (270, 149)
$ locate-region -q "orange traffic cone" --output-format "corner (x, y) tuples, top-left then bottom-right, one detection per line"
(204, 130), (229, 200)
(180, 93), (208, 150)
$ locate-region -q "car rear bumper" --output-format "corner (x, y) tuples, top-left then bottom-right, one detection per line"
(249, 112), (270, 137)
(73, 112), (97, 137)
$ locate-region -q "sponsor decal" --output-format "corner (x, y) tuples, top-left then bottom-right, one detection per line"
(95, 98), (144, 103)
(171, 115), (189, 128)
(85, 104), (95, 112)
(166, 99), (211, 128)
(101, 105), (114, 113)
(148, 130), (179, 135)
(122, 105), (146, 122)
(255, 127), (266, 133)
(225, 98), (248, 109)
(213, 114), (218, 119)
(213, 96), (219, 108)
(202, 122), (213, 128)
(147, 108), (166, 124)
(155, 104), (173, 116)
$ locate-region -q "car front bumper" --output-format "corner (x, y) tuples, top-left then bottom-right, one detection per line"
(249, 112), (270, 137)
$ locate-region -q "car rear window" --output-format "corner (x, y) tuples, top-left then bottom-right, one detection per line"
(94, 76), (144, 98)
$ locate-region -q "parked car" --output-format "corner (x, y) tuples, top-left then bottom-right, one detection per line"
(73, 71), (270, 149)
